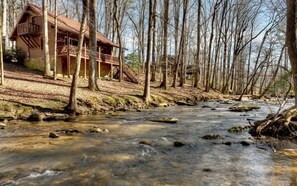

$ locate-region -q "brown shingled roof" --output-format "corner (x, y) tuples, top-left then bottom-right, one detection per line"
(10, 3), (118, 47)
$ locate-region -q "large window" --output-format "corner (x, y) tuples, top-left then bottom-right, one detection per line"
(64, 37), (79, 46)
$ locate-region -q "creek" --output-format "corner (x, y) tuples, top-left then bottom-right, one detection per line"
(0, 100), (297, 185)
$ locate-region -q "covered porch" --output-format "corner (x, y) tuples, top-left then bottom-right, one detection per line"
(57, 45), (119, 78)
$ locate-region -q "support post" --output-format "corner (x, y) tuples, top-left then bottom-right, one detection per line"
(67, 32), (70, 77)
(110, 64), (113, 80)
(98, 45), (101, 78)
(84, 42), (87, 78)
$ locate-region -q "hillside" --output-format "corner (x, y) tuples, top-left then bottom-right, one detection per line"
(0, 62), (230, 120)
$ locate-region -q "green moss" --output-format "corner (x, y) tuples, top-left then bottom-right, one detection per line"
(151, 95), (163, 103)
(125, 96), (137, 105)
(103, 96), (117, 106)
(25, 58), (44, 71)
(116, 98), (126, 106)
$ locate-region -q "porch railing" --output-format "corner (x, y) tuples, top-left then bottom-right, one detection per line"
(57, 45), (119, 63)
(17, 22), (40, 36)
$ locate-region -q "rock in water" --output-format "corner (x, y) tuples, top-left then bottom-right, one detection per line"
(224, 142), (232, 146)
(139, 141), (152, 146)
(174, 141), (185, 147)
(49, 132), (59, 138)
(89, 127), (109, 133)
(229, 104), (260, 112)
(240, 140), (253, 146)
(202, 134), (222, 140)
(28, 112), (44, 121)
(0, 123), (7, 129)
(175, 101), (194, 106)
(150, 117), (179, 124)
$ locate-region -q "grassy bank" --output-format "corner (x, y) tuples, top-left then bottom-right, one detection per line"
(0, 62), (231, 121)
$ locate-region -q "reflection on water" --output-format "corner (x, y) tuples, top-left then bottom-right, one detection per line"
(0, 100), (296, 185)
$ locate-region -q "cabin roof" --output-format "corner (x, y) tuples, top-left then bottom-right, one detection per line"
(10, 3), (117, 47)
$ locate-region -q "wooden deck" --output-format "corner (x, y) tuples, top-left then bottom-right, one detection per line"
(57, 45), (119, 65)
(17, 22), (40, 36)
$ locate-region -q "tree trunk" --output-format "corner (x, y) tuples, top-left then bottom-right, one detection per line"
(194, 0), (202, 88)
(0, 0), (3, 85)
(67, 0), (88, 112)
(151, 0), (157, 82)
(286, 0), (297, 106)
(88, 0), (97, 91)
(43, 0), (51, 77)
(143, 0), (153, 102)
(205, 0), (221, 92)
(53, 0), (57, 80)
(160, 0), (169, 89)
(2, 0), (6, 49)
(114, 0), (123, 82)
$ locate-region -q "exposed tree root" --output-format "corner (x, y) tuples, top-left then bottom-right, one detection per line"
(250, 106), (297, 139)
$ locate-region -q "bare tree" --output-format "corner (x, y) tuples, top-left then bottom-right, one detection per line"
(151, 0), (157, 82)
(286, 0), (297, 106)
(88, 0), (97, 91)
(194, 0), (202, 88)
(43, 0), (51, 77)
(160, 0), (169, 89)
(53, 0), (58, 80)
(143, 0), (152, 102)
(0, 0), (3, 85)
(67, 0), (88, 112)
(114, 0), (124, 82)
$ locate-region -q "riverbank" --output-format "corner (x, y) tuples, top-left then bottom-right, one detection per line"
(0, 62), (233, 121)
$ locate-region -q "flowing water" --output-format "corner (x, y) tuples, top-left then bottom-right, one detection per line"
(1, 101), (297, 186)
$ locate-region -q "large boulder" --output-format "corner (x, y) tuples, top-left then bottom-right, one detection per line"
(229, 104), (260, 112)
(27, 112), (44, 121)
(0, 123), (7, 129)
(150, 117), (179, 124)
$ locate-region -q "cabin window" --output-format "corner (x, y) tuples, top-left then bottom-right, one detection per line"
(32, 17), (37, 24)
(101, 46), (111, 54)
(64, 37), (78, 47)
(71, 39), (78, 46)
(32, 16), (41, 25)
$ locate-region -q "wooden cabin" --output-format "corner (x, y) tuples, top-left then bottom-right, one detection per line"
(9, 3), (138, 83)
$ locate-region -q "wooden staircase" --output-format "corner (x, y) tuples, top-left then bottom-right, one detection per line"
(113, 64), (139, 84)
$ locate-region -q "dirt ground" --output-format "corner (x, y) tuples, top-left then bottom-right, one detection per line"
(0, 62), (229, 116)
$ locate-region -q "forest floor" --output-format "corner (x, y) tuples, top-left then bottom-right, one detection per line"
(0, 62), (234, 121)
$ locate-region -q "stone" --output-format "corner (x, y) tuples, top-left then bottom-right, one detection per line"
(202, 134), (222, 140)
(64, 116), (77, 122)
(240, 140), (253, 146)
(0, 116), (15, 121)
(139, 141), (152, 146)
(44, 113), (68, 121)
(224, 142), (232, 146)
(89, 127), (109, 133)
(0, 123), (7, 129)
(159, 103), (169, 107)
(49, 132), (59, 138)
(174, 141), (185, 147)
(175, 101), (194, 106)
(202, 105), (212, 108)
(228, 126), (250, 133)
(27, 112), (44, 121)
(229, 104), (261, 112)
(151, 117), (179, 124)
(56, 129), (81, 134)
(220, 100), (234, 104)
(202, 168), (212, 172)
